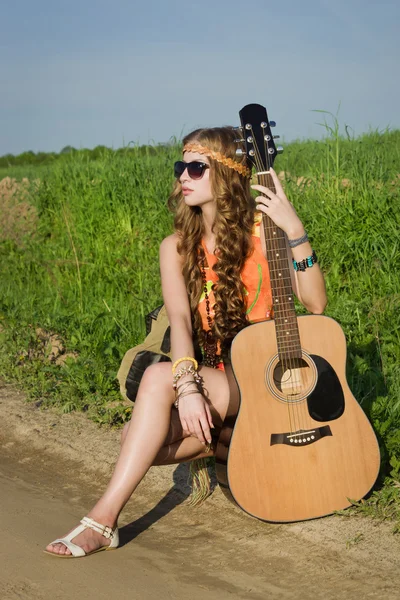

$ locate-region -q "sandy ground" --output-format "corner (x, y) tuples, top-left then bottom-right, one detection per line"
(0, 380), (399, 600)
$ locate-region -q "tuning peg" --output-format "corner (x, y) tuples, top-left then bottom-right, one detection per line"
(273, 135), (280, 140)
(235, 148), (245, 156)
(270, 121), (276, 127)
(276, 146), (284, 154)
(233, 126), (244, 132)
(234, 138), (245, 143)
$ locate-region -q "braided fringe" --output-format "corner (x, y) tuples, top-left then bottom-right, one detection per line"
(187, 458), (212, 506)
(183, 143), (251, 178)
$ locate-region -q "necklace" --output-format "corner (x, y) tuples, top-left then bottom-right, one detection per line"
(200, 259), (220, 368)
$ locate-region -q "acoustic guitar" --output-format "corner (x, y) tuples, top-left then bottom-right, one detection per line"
(215, 103), (380, 522)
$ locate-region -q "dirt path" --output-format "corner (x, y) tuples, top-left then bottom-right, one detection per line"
(0, 380), (399, 599)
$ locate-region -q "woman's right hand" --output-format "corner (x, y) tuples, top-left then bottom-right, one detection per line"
(178, 392), (214, 445)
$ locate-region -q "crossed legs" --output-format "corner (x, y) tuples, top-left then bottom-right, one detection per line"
(45, 361), (229, 556)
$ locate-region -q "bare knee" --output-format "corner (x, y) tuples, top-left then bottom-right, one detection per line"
(137, 362), (174, 405)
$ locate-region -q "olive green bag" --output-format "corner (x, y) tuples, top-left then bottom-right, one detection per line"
(117, 305), (172, 403)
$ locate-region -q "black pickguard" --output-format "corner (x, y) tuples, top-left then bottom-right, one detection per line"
(307, 355), (345, 421)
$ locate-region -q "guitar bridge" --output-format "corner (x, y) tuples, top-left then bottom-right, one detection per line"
(270, 426), (332, 447)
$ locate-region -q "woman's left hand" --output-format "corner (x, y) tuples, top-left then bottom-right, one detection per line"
(251, 168), (304, 239)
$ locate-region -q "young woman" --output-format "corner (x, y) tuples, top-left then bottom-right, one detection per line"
(45, 126), (327, 557)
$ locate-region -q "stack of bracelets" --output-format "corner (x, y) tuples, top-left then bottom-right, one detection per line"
(172, 356), (202, 410)
(288, 231), (319, 272)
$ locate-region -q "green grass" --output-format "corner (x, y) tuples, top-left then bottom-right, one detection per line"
(1, 129), (400, 525)
(0, 143), (179, 422)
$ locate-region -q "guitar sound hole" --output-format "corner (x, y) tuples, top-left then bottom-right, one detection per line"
(272, 358), (315, 401)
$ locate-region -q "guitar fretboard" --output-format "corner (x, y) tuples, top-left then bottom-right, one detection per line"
(258, 172), (302, 360)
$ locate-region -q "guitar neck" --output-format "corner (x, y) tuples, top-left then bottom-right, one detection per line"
(258, 172), (302, 360)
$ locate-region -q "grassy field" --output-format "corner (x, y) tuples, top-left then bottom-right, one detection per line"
(1, 128), (399, 526)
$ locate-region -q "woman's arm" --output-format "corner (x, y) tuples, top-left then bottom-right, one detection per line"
(286, 237), (327, 314)
(159, 233), (195, 362)
(254, 168), (327, 315)
(159, 234), (213, 444)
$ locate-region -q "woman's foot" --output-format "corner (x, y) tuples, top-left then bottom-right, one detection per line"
(45, 514), (118, 557)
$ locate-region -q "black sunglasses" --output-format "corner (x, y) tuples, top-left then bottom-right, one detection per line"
(174, 160), (210, 180)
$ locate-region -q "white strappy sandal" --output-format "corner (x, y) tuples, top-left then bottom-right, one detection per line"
(44, 516), (119, 558)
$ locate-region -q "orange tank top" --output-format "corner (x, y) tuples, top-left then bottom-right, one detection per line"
(198, 212), (273, 361)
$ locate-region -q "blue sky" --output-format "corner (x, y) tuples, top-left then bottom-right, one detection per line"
(1, 0), (399, 155)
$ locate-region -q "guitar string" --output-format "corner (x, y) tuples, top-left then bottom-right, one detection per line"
(259, 123), (314, 445)
(252, 123), (312, 439)
(262, 139), (299, 435)
(270, 164), (311, 435)
(253, 127), (298, 435)
(248, 130), (294, 431)
(259, 127), (304, 436)
(262, 141), (299, 434)
(250, 130), (295, 432)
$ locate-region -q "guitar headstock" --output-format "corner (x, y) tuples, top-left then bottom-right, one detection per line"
(237, 103), (283, 173)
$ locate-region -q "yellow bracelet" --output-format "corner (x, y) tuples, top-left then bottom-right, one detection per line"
(172, 356), (198, 373)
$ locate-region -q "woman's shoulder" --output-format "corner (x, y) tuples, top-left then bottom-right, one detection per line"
(160, 232), (181, 252)
(159, 233), (182, 263)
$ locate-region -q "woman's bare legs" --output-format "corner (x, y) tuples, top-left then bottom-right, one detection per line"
(120, 404), (220, 465)
(45, 363), (229, 556)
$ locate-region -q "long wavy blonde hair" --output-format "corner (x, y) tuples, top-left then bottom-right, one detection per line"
(167, 126), (256, 356)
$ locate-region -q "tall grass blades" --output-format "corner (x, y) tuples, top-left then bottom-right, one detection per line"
(0, 131), (399, 523)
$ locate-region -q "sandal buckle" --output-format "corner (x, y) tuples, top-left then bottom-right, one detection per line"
(81, 516), (114, 539)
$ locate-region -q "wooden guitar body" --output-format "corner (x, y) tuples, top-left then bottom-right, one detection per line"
(215, 315), (381, 522)
(215, 103), (380, 522)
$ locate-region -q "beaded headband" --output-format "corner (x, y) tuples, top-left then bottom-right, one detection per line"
(183, 143), (251, 178)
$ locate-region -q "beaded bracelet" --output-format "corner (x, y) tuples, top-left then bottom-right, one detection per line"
(172, 356), (198, 373)
(292, 250), (318, 272)
(172, 365), (202, 390)
(288, 231), (309, 248)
